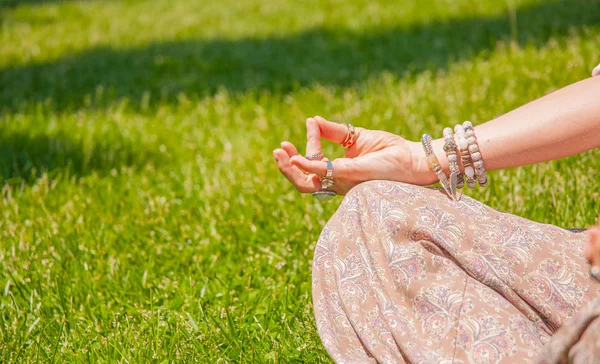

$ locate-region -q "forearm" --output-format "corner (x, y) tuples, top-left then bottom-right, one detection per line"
(428, 76), (600, 177)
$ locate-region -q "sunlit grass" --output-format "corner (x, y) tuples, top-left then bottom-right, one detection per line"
(0, 0), (599, 361)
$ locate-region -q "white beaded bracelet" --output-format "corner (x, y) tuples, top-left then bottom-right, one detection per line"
(463, 121), (488, 187)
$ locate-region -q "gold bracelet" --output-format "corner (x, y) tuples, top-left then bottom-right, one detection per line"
(454, 124), (476, 189)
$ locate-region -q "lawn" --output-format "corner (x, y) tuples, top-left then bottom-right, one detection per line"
(0, 0), (599, 362)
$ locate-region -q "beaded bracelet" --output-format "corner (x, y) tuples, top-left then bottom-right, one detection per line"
(463, 121), (488, 187)
(454, 124), (477, 189)
(442, 127), (460, 199)
(421, 134), (454, 199)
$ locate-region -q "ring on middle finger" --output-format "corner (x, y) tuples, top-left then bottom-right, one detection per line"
(323, 160), (333, 179)
(321, 178), (335, 189)
(319, 160), (335, 188)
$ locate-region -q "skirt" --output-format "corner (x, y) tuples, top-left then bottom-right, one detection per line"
(312, 180), (600, 363)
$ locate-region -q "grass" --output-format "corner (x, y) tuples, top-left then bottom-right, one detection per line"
(0, 0), (599, 362)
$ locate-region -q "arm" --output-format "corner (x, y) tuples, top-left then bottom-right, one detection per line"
(276, 72), (600, 196)
(425, 76), (600, 180)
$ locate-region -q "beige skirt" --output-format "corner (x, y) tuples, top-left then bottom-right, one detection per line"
(312, 180), (600, 363)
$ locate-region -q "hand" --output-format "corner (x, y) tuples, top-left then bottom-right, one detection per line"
(585, 216), (600, 268)
(273, 116), (436, 196)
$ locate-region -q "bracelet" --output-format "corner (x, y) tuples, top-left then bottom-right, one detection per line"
(454, 124), (477, 189)
(442, 127), (460, 199)
(421, 134), (454, 200)
(463, 121), (488, 187)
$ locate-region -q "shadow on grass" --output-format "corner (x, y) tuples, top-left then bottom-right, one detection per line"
(0, 131), (165, 184)
(1, 0), (599, 114)
(0, 0), (91, 8)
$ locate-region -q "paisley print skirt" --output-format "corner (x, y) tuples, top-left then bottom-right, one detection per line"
(312, 180), (600, 363)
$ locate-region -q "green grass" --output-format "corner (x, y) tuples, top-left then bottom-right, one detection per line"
(1, 0), (599, 362)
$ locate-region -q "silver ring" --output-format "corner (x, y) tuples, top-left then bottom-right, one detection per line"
(305, 153), (324, 160)
(321, 178), (334, 189)
(312, 160), (336, 201)
(325, 160), (333, 179)
(312, 190), (336, 201)
(591, 266), (600, 282)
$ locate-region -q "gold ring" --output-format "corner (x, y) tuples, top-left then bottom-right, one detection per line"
(340, 123), (356, 149)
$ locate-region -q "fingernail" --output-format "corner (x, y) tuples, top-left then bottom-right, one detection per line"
(592, 65), (600, 77)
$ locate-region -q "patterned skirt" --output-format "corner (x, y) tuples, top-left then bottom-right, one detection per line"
(312, 180), (600, 363)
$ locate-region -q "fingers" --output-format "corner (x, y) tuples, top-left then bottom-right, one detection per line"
(586, 227), (600, 265)
(273, 148), (320, 193)
(290, 155), (358, 180)
(313, 115), (350, 144)
(290, 155), (328, 177)
(593, 64), (600, 77)
(305, 118), (322, 157)
(280, 141), (299, 158)
(585, 214), (600, 265)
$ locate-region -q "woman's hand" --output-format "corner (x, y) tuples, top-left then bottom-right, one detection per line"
(585, 216), (600, 269)
(273, 116), (436, 196)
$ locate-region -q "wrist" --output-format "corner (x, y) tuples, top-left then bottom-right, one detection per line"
(410, 136), (456, 185)
(408, 140), (438, 185)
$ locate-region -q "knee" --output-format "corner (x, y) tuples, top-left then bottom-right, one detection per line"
(324, 180), (426, 240)
(342, 180), (422, 204)
(342, 180), (433, 210)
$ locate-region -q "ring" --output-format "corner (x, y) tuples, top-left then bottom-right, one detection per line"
(312, 190), (336, 201)
(340, 123), (357, 149)
(312, 160), (336, 201)
(324, 160), (333, 179)
(321, 177), (334, 189)
(305, 153), (324, 160)
(591, 266), (600, 282)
